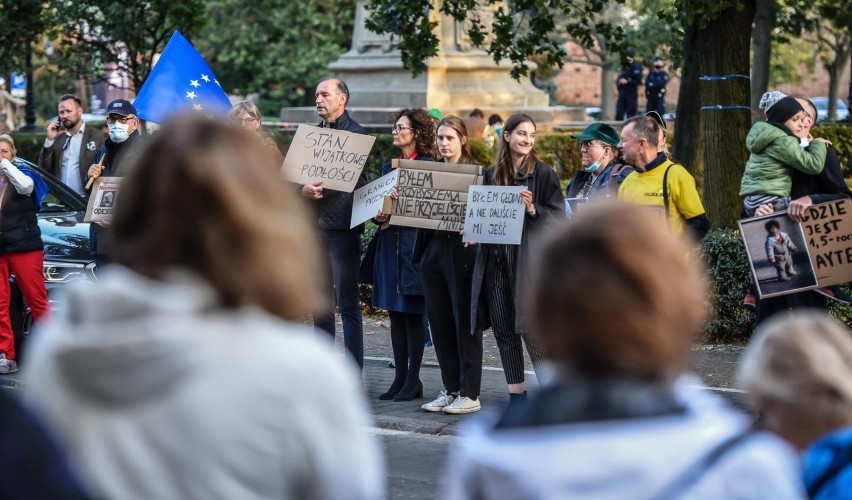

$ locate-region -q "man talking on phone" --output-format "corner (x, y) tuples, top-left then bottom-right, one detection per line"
(38, 95), (106, 197)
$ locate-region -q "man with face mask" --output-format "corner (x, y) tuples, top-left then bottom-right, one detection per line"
(86, 99), (142, 268)
(38, 94), (106, 197)
(565, 123), (632, 212)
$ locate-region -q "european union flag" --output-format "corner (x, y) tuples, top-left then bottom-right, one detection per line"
(133, 31), (231, 124)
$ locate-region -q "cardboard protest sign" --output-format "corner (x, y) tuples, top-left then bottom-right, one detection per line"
(384, 159), (483, 232)
(282, 124), (375, 192)
(84, 177), (122, 223)
(350, 170), (399, 228)
(738, 199), (852, 298)
(463, 186), (526, 245)
(800, 198), (852, 287)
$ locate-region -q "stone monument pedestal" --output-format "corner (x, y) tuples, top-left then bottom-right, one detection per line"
(280, 2), (585, 128)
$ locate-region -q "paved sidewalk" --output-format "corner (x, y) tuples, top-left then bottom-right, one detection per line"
(364, 357), (531, 436)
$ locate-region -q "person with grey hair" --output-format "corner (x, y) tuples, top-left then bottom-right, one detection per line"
(617, 116), (709, 240)
(739, 312), (852, 499)
(229, 101), (283, 165)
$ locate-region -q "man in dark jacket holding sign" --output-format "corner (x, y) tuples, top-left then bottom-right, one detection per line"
(87, 99), (143, 269)
(302, 78), (368, 368)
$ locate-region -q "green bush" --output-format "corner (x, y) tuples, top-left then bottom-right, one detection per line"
(9, 133), (46, 163)
(812, 124), (852, 177)
(699, 229), (755, 342)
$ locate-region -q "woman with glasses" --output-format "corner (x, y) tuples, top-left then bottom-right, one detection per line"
(470, 114), (564, 403)
(565, 123), (632, 209)
(229, 101), (283, 165)
(369, 109), (437, 401)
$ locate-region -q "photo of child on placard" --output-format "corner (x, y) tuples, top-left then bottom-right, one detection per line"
(740, 213), (818, 298)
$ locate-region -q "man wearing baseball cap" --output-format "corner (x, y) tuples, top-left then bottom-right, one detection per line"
(565, 123), (633, 211)
(87, 99), (143, 268)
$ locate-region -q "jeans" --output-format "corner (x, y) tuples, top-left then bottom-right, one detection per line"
(315, 228), (364, 368)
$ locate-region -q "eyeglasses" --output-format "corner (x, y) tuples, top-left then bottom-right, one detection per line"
(579, 141), (604, 149)
(391, 125), (414, 134)
(106, 115), (136, 124)
(232, 117), (258, 126)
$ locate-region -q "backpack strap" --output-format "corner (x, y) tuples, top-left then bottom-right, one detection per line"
(607, 163), (631, 196)
(650, 427), (755, 500)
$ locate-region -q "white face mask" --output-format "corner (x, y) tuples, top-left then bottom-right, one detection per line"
(108, 122), (130, 143)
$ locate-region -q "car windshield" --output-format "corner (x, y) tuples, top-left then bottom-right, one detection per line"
(17, 159), (87, 213)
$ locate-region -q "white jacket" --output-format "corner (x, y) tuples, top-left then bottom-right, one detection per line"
(445, 378), (805, 500)
(23, 267), (383, 500)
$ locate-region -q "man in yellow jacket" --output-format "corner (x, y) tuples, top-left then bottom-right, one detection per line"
(618, 116), (710, 240)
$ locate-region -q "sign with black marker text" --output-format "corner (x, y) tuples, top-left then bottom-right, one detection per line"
(84, 177), (122, 223)
(801, 198), (852, 287)
(282, 124), (375, 192)
(350, 170), (399, 228)
(462, 186), (526, 245)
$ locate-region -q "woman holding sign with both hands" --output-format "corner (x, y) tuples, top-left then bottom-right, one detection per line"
(416, 116), (484, 415)
(369, 109), (436, 401)
(470, 114), (565, 401)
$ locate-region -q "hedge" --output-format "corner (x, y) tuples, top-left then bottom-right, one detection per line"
(13, 123), (850, 181)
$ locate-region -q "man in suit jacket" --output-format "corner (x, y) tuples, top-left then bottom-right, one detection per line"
(37, 95), (106, 197)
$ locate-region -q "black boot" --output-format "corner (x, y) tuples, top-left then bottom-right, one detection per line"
(393, 380), (423, 401)
(394, 313), (426, 402)
(381, 312), (409, 400)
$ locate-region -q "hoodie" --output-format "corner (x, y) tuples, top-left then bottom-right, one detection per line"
(740, 121), (826, 198)
(23, 266), (383, 500)
(444, 377), (805, 500)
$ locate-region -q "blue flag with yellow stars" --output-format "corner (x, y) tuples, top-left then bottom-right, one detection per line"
(133, 31), (231, 124)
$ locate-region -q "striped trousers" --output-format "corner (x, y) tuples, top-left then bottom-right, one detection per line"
(484, 246), (542, 385)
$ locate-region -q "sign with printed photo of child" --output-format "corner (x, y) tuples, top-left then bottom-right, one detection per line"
(739, 212), (819, 298)
(739, 199), (852, 298)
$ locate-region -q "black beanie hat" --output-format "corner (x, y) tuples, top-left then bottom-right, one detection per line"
(766, 96), (803, 124)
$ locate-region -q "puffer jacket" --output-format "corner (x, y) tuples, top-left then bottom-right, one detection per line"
(803, 427), (852, 499)
(314, 111), (369, 231)
(740, 121), (826, 198)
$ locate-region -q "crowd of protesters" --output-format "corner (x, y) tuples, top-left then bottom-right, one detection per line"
(0, 77), (848, 498)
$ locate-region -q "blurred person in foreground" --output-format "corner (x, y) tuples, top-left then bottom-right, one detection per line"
(22, 115), (383, 500)
(740, 313), (852, 499)
(229, 101), (284, 165)
(445, 202), (804, 499)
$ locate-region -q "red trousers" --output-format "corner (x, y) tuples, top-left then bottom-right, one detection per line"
(0, 250), (51, 360)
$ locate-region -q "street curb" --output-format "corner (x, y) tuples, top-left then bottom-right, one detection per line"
(373, 414), (459, 436)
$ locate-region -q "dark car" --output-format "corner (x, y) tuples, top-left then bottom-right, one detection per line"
(12, 159), (95, 360)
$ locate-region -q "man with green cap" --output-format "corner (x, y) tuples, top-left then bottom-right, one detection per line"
(565, 123), (633, 212)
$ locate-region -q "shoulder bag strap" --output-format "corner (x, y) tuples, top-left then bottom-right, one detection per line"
(662, 164), (674, 220)
(650, 428), (754, 500)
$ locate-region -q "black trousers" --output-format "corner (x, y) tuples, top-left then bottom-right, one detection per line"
(315, 228), (364, 368)
(484, 246), (542, 385)
(420, 234), (482, 398)
(615, 91), (638, 120)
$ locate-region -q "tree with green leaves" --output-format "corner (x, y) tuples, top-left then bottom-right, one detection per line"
(804, 1), (852, 120)
(197, 0), (354, 117)
(56, 0), (206, 95)
(0, 0), (55, 74)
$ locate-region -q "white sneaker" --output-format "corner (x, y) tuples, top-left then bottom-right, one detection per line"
(442, 396), (481, 415)
(421, 390), (455, 412)
(0, 353), (18, 374)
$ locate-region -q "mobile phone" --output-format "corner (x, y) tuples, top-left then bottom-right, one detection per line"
(50, 117), (63, 131)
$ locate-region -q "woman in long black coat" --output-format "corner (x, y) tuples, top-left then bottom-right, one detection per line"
(470, 114), (565, 402)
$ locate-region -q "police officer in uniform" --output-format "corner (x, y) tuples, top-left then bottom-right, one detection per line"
(615, 49), (643, 121)
(645, 56), (669, 116)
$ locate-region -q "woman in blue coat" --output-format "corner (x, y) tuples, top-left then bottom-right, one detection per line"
(372, 108), (437, 401)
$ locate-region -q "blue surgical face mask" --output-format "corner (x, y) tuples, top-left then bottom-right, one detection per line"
(108, 122), (130, 143)
(584, 148), (608, 173)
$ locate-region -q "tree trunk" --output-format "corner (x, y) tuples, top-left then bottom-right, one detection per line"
(673, 22), (703, 188)
(600, 57), (618, 120)
(750, 0), (774, 112)
(697, 0), (756, 229)
(826, 36), (852, 121)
